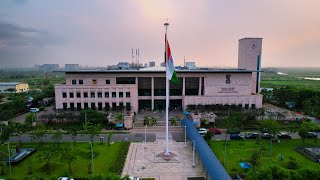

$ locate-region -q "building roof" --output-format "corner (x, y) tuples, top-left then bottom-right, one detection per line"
(58, 67), (260, 74)
(0, 82), (23, 86)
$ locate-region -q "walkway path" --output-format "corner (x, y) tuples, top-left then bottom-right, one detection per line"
(121, 132), (206, 180)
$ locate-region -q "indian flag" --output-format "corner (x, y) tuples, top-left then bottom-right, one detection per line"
(165, 35), (178, 84)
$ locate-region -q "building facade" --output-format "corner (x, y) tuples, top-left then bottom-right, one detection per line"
(55, 69), (262, 112)
(55, 37), (263, 112)
(0, 82), (29, 94)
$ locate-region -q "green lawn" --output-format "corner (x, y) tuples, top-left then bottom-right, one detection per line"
(2, 142), (129, 179)
(210, 139), (320, 177)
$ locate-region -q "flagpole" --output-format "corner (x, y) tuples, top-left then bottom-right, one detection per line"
(164, 22), (169, 156)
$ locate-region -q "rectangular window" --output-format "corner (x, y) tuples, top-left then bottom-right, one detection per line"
(69, 92), (74, 98)
(79, 80), (83, 84)
(63, 103), (67, 110)
(91, 103), (95, 110)
(106, 79), (110, 84)
(119, 92), (123, 98)
(92, 79), (97, 85)
(90, 92), (95, 98)
(105, 92), (109, 98)
(126, 102), (131, 111)
(126, 92), (130, 97)
(112, 102), (117, 111)
(105, 103), (110, 111)
(98, 102), (102, 111)
(116, 77), (136, 84)
(138, 77), (151, 96)
(70, 103), (74, 110)
(77, 103), (81, 110)
(112, 92), (116, 98)
(84, 92), (88, 98)
(84, 103), (88, 109)
(98, 92), (102, 98)
(185, 77), (199, 96)
(72, 80), (77, 85)
(76, 92), (81, 98)
(62, 92), (67, 98)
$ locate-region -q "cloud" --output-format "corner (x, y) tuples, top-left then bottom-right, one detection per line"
(0, 21), (64, 48)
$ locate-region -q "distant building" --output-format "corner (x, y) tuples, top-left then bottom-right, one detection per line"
(65, 64), (79, 70)
(117, 62), (130, 70)
(185, 62), (196, 69)
(0, 82), (29, 94)
(149, 61), (156, 67)
(39, 64), (59, 71)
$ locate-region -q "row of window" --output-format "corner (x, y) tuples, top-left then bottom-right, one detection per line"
(62, 92), (130, 98)
(71, 78), (136, 85)
(72, 79), (110, 85)
(62, 102), (131, 111)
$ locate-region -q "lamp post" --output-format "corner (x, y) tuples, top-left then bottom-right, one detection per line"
(89, 142), (94, 175)
(2, 142), (11, 178)
(184, 126), (187, 146)
(144, 125), (147, 149)
(142, 144), (145, 169)
(192, 140), (195, 168)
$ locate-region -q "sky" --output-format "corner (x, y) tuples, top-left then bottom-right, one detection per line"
(0, 0), (320, 68)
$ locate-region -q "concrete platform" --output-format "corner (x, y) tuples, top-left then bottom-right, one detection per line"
(122, 139), (206, 180)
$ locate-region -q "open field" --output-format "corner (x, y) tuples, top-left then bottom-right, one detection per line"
(261, 67), (320, 90)
(210, 139), (320, 176)
(1, 142), (129, 179)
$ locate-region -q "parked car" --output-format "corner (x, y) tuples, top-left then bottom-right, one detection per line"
(58, 177), (74, 180)
(230, 134), (244, 140)
(277, 133), (292, 139)
(209, 127), (222, 134)
(261, 133), (273, 139)
(306, 132), (318, 138)
(122, 176), (140, 180)
(245, 132), (259, 139)
(227, 129), (240, 134)
(198, 128), (207, 135)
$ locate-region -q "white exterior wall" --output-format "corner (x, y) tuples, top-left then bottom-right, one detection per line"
(238, 38), (262, 94)
(55, 71), (263, 112)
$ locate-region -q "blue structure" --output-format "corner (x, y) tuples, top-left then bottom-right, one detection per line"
(181, 119), (231, 180)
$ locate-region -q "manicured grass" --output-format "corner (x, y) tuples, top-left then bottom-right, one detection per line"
(210, 139), (320, 176)
(3, 142), (129, 179)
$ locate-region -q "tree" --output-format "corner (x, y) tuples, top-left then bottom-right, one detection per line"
(65, 125), (81, 146)
(25, 113), (37, 125)
(85, 123), (102, 143)
(60, 146), (77, 173)
(37, 144), (58, 174)
(225, 112), (245, 131)
(30, 124), (47, 145)
(80, 109), (106, 124)
(258, 119), (280, 139)
(298, 120), (319, 144)
(248, 148), (262, 171)
(51, 130), (62, 144)
(12, 123), (30, 146)
(115, 113), (124, 124)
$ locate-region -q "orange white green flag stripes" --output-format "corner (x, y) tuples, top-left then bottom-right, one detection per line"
(165, 35), (178, 84)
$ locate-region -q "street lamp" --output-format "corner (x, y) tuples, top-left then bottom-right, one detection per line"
(192, 140), (195, 168)
(2, 142), (11, 178)
(89, 142), (94, 175)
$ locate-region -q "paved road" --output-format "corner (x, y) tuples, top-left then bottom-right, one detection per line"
(212, 131), (320, 140)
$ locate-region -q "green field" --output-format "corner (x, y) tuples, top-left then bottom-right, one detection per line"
(1, 142), (129, 179)
(210, 139), (320, 177)
(261, 67), (320, 90)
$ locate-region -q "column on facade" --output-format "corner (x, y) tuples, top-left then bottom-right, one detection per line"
(151, 77), (154, 111)
(198, 77), (202, 96)
(182, 77), (185, 110)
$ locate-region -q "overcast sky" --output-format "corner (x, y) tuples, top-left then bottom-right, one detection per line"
(0, 0), (320, 68)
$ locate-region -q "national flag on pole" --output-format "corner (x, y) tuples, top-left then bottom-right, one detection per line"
(165, 35), (178, 84)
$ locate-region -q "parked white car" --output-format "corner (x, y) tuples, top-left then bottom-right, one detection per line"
(58, 177), (74, 180)
(198, 128), (207, 135)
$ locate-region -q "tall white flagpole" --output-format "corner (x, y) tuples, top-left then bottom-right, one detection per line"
(164, 22), (169, 156)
